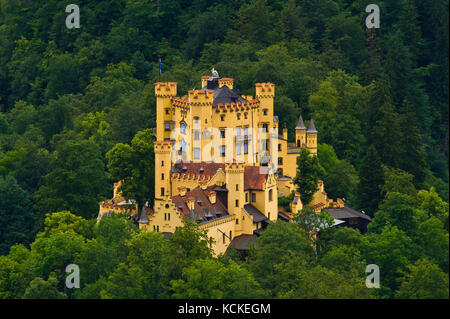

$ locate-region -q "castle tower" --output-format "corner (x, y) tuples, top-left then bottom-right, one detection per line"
(155, 82), (177, 141)
(154, 141), (173, 200)
(255, 83), (275, 156)
(225, 162), (245, 234)
(189, 88), (214, 162)
(306, 118), (318, 155)
(295, 115), (306, 148)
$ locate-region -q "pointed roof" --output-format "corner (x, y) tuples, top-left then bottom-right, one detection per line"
(138, 206), (149, 224)
(295, 115), (306, 130)
(307, 118), (317, 133)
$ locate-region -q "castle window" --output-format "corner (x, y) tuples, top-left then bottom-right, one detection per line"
(161, 161), (164, 167)
(157, 225), (159, 232)
(297, 140), (300, 147)
(161, 173), (165, 180)
(278, 144), (281, 151)
(165, 122), (171, 131)
(268, 212), (270, 219)
(236, 143), (241, 155)
(165, 108), (170, 115)
(244, 127), (248, 137)
(244, 142), (248, 154)
(244, 113), (248, 119)
(180, 122), (187, 134)
(236, 218), (239, 225)
(269, 189), (273, 202)
(278, 157), (283, 165)
(220, 129), (226, 138)
(236, 184), (239, 191)
(235, 200), (239, 207)
(164, 213), (167, 221)
(237, 113), (241, 120)
(194, 130), (200, 140)
(221, 145), (226, 157)
(221, 115), (225, 121)
(194, 147), (200, 160)
(262, 123), (268, 132)
(193, 116), (200, 125)
(236, 127), (241, 136)
(251, 193), (256, 202)
(168, 213), (170, 221)
(161, 187), (165, 196)
(263, 109), (268, 116)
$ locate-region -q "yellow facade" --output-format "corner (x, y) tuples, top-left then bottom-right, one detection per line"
(98, 74), (343, 255)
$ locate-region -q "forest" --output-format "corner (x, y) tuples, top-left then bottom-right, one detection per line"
(0, 0), (448, 299)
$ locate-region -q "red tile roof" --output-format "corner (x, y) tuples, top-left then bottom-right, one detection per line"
(244, 166), (269, 190)
(171, 185), (228, 221)
(172, 162), (269, 191)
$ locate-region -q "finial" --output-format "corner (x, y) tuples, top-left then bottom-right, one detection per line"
(211, 67), (219, 78)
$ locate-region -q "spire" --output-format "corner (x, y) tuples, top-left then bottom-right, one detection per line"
(307, 118), (317, 133)
(295, 115), (306, 130)
(138, 205), (149, 224)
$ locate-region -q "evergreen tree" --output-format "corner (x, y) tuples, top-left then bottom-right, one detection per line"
(398, 98), (428, 185)
(357, 145), (384, 217)
(371, 99), (402, 168)
(293, 148), (325, 206)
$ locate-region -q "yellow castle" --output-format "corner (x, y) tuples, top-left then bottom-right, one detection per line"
(98, 71), (342, 255)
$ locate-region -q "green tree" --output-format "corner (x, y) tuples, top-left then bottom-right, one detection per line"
(0, 175), (38, 255)
(106, 128), (155, 207)
(395, 259), (449, 299)
(357, 145), (384, 217)
(34, 139), (109, 218)
(248, 221), (314, 294)
(325, 159), (358, 205)
(368, 192), (418, 237)
(22, 274), (66, 299)
(171, 258), (266, 299)
(382, 167), (417, 197)
(293, 147), (324, 205)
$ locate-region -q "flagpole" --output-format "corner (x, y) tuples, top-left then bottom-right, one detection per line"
(159, 57), (162, 82)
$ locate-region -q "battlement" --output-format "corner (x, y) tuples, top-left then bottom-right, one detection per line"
(155, 82), (177, 97)
(255, 82), (275, 98)
(154, 140), (173, 152)
(172, 97), (190, 109)
(215, 99), (259, 113)
(219, 78), (234, 89)
(225, 161), (245, 172)
(188, 89), (214, 105)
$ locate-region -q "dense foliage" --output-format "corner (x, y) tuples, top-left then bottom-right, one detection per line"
(0, 0), (448, 298)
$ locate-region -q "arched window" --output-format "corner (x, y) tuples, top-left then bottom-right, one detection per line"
(180, 122), (187, 134)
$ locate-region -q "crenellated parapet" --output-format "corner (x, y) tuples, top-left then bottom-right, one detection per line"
(155, 82), (177, 97)
(255, 83), (275, 98)
(188, 89), (214, 106)
(154, 140), (173, 153)
(214, 99), (260, 113)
